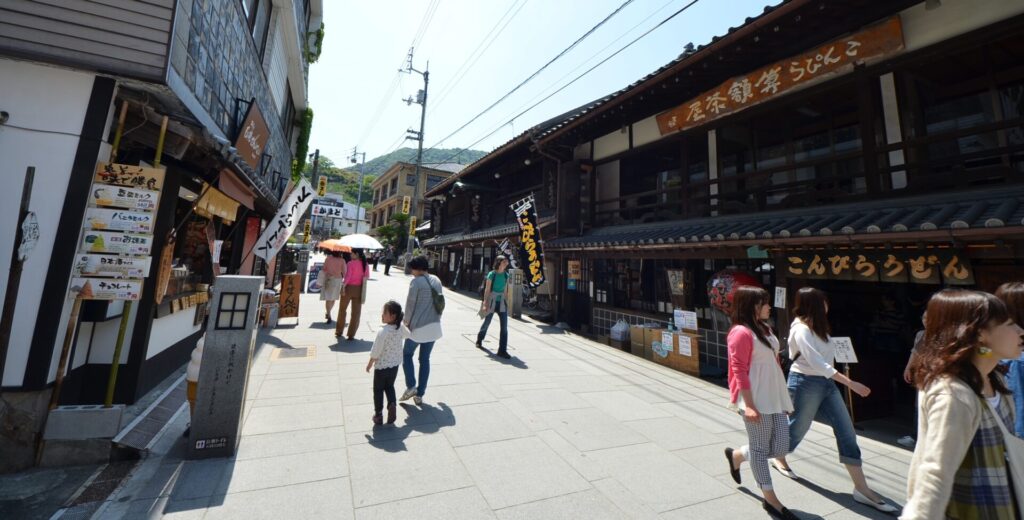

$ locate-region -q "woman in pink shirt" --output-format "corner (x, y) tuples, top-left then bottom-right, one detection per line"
(723, 286), (797, 520)
(336, 250), (370, 340)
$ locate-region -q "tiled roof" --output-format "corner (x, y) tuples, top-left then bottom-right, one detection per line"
(547, 187), (1024, 250)
(422, 163), (467, 174)
(422, 216), (556, 247)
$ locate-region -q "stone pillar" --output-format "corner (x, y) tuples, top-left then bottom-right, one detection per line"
(510, 269), (523, 320)
(187, 276), (263, 460)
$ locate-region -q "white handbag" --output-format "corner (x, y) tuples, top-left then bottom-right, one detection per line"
(984, 398), (1024, 505)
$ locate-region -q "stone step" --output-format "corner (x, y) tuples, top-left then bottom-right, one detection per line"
(112, 375), (188, 454)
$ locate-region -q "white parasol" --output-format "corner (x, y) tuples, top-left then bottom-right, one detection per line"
(337, 233), (384, 250)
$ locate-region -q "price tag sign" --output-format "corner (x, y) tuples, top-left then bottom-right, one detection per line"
(673, 309), (698, 331)
(774, 286), (787, 309)
(678, 335), (693, 357)
(831, 336), (858, 363)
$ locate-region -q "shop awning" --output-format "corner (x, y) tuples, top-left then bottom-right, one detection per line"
(547, 186), (1024, 251)
(423, 216), (556, 247)
(195, 183), (241, 224)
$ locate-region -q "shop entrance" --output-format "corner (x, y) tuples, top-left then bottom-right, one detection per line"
(792, 279), (936, 428)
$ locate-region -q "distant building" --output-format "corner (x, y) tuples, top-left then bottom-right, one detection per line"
(309, 193), (369, 237)
(368, 162), (458, 232)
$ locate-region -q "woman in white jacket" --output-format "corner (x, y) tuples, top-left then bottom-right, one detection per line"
(771, 287), (897, 514)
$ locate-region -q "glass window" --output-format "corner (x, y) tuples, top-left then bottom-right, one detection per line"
(406, 173), (417, 186)
(216, 292), (250, 330)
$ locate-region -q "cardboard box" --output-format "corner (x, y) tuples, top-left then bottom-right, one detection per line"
(643, 327), (665, 362)
(630, 325), (646, 357)
(668, 332), (701, 376)
(610, 338), (629, 351)
(651, 329), (674, 367)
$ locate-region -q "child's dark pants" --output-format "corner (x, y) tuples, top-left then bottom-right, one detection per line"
(373, 366), (399, 414)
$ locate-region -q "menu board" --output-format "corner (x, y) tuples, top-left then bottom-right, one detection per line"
(72, 163), (165, 301)
(85, 207), (155, 233)
(72, 253), (150, 278)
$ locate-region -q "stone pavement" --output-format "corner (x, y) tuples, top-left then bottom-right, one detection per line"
(96, 270), (911, 519)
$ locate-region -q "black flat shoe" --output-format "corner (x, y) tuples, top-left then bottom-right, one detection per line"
(763, 502), (799, 520)
(724, 448), (741, 484)
(496, 352), (511, 359)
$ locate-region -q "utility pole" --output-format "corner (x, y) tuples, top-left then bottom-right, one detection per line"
(309, 149), (320, 242)
(349, 147), (367, 234)
(400, 47), (428, 259)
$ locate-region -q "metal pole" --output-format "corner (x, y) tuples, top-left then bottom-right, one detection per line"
(407, 68), (428, 257)
(354, 152), (366, 234)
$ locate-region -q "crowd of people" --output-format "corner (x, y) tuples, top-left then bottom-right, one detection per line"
(725, 284), (1024, 519)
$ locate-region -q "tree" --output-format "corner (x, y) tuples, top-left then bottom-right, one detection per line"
(301, 154), (375, 208)
(389, 213), (410, 250)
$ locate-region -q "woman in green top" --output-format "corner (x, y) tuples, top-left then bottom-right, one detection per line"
(477, 256), (511, 359)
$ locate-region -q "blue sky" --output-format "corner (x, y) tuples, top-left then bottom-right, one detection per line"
(308, 0), (779, 164)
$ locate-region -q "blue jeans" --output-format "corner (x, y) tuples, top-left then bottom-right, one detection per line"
(1003, 357), (1024, 436)
(403, 339), (434, 397)
(477, 310), (508, 354)
(787, 372), (862, 466)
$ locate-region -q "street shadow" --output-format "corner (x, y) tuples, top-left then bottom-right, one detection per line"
(475, 343), (528, 369)
(362, 402), (456, 453)
(308, 321), (335, 330)
(734, 487), (825, 519)
(329, 338), (372, 354)
(255, 333), (296, 351)
(534, 324), (567, 334)
(792, 478), (900, 520)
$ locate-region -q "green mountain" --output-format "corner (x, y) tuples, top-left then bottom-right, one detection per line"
(305, 148), (485, 208)
(360, 147), (486, 177)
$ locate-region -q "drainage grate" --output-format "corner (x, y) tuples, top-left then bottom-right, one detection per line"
(271, 346), (316, 360)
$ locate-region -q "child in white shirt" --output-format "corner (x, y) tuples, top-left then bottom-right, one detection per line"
(366, 301), (406, 425)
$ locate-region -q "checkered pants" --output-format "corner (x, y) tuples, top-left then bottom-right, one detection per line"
(740, 412), (790, 490)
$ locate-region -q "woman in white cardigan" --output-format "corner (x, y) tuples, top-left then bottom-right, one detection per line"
(771, 287), (897, 514)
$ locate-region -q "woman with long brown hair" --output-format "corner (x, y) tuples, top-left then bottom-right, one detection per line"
(903, 290), (1022, 519)
(996, 282), (1024, 437)
(723, 286), (797, 520)
(771, 287), (897, 513)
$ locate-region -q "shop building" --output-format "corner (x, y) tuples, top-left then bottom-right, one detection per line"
(309, 193), (369, 237)
(0, 0), (321, 471)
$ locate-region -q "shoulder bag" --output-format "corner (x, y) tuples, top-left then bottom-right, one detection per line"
(427, 276), (445, 315)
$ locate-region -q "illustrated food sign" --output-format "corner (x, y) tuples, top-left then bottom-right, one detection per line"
(73, 163), (166, 301)
(656, 17), (904, 135)
(70, 278), (143, 300)
(85, 208), (154, 233)
(255, 179), (314, 261)
(784, 250), (973, 285)
(234, 100), (269, 170)
(73, 254), (151, 278)
(510, 195), (546, 288)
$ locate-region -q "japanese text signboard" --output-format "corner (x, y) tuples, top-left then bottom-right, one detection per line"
(70, 277), (143, 300)
(233, 100), (269, 170)
(91, 185), (159, 211)
(95, 162), (165, 190)
(73, 254), (151, 279)
(784, 250), (974, 285)
(311, 204), (346, 218)
(85, 207), (155, 233)
(80, 230), (153, 256)
(279, 273), (301, 318)
(254, 179), (314, 261)
(656, 17), (904, 135)
(510, 195), (546, 288)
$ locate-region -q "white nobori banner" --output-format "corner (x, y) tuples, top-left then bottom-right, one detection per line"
(254, 179), (314, 261)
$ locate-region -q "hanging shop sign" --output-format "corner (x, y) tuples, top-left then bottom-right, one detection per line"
(254, 179), (314, 261)
(495, 238), (518, 269)
(234, 99), (270, 169)
(195, 183), (240, 223)
(70, 277), (143, 300)
(656, 17), (904, 135)
(85, 207), (155, 233)
(91, 185), (159, 211)
(510, 195), (546, 287)
(317, 175), (328, 197)
(401, 196), (411, 214)
(95, 162), (165, 190)
(303, 220), (311, 244)
(73, 253), (151, 279)
(784, 250), (974, 285)
(567, 260), (581, 290)
(81, 230), (153, 255)
(311, 204), (346, 218)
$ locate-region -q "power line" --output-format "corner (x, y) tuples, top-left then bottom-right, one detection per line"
(434, 0), (704, 165)
(428, 0), (529, 116)
(427, 0), (637, 150)
(410, 0), (441, 50)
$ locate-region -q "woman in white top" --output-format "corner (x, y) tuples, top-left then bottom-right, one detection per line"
(723, 286), (797, 520)
(772, 287), (897, 514)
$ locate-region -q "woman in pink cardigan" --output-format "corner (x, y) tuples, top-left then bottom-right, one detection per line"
(723, 286), (797, 520)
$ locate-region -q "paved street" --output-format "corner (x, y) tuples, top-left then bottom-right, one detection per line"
(98, 270), (911, 519)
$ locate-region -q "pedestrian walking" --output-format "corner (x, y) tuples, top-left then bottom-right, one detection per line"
(371, 251), (380, 272)
(903, 289), (1023, 519)
(476, 255), (512, 359)
(770, 287), (898, 514)
(996, 282), (1024, 437)
(400, 255), (443, 406)
(336, 250), (369, 340)
(383, 246), (395, 276)
(366, 301), (405, 425)
(898, 311), (927, 448)
(320, 250), (346, 323)
(722, 286), (798, 520)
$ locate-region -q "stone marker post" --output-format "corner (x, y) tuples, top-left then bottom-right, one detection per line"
(187, 275), (263, 459)
(510, 269), (523, 320)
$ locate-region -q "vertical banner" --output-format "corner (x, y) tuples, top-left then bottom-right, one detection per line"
(254, 179), (314, 261)
(510, 195), (546, 288)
